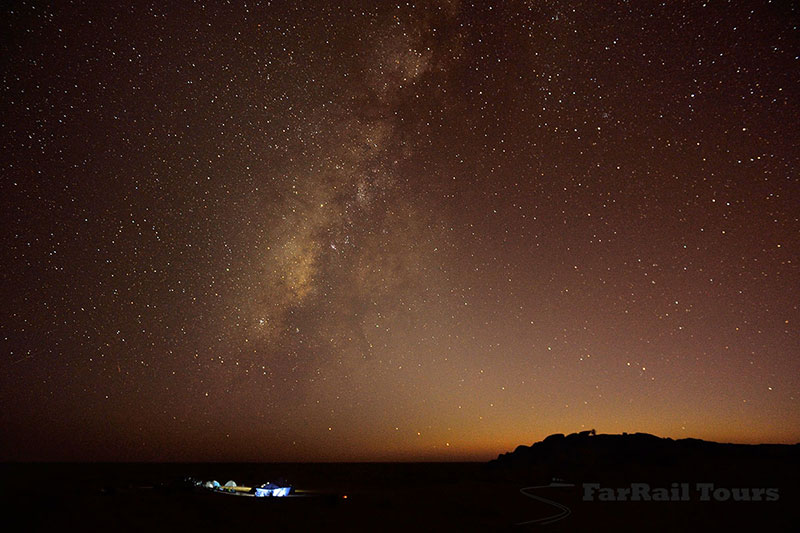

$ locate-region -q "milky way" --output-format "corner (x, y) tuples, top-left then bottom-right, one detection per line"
(1, 1), (798, 461)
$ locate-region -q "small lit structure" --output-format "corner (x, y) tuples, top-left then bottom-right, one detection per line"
(198, 478), (291, 497)
(254, 482), (291, 497)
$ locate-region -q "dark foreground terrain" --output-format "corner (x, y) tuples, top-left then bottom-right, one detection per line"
(3, 433), (798, 531)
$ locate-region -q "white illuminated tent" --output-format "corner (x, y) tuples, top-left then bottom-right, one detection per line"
(254, 482), (291, 497)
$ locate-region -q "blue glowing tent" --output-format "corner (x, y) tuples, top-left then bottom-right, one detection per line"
(254, 483), (291, 497)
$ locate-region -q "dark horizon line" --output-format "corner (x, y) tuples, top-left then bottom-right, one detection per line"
(4, 432), (799, 464)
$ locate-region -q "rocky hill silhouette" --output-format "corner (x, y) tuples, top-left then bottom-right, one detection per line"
(490, 431), (800, 485)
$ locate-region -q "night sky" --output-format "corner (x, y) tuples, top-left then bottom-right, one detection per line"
(2, 1), (798, 462)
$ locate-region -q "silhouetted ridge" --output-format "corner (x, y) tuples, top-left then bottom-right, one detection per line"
(490, 431), (800, 484)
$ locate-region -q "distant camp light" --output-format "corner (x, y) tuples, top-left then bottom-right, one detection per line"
(200, 478), (291, 497)
(254, 485), (291, 497)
